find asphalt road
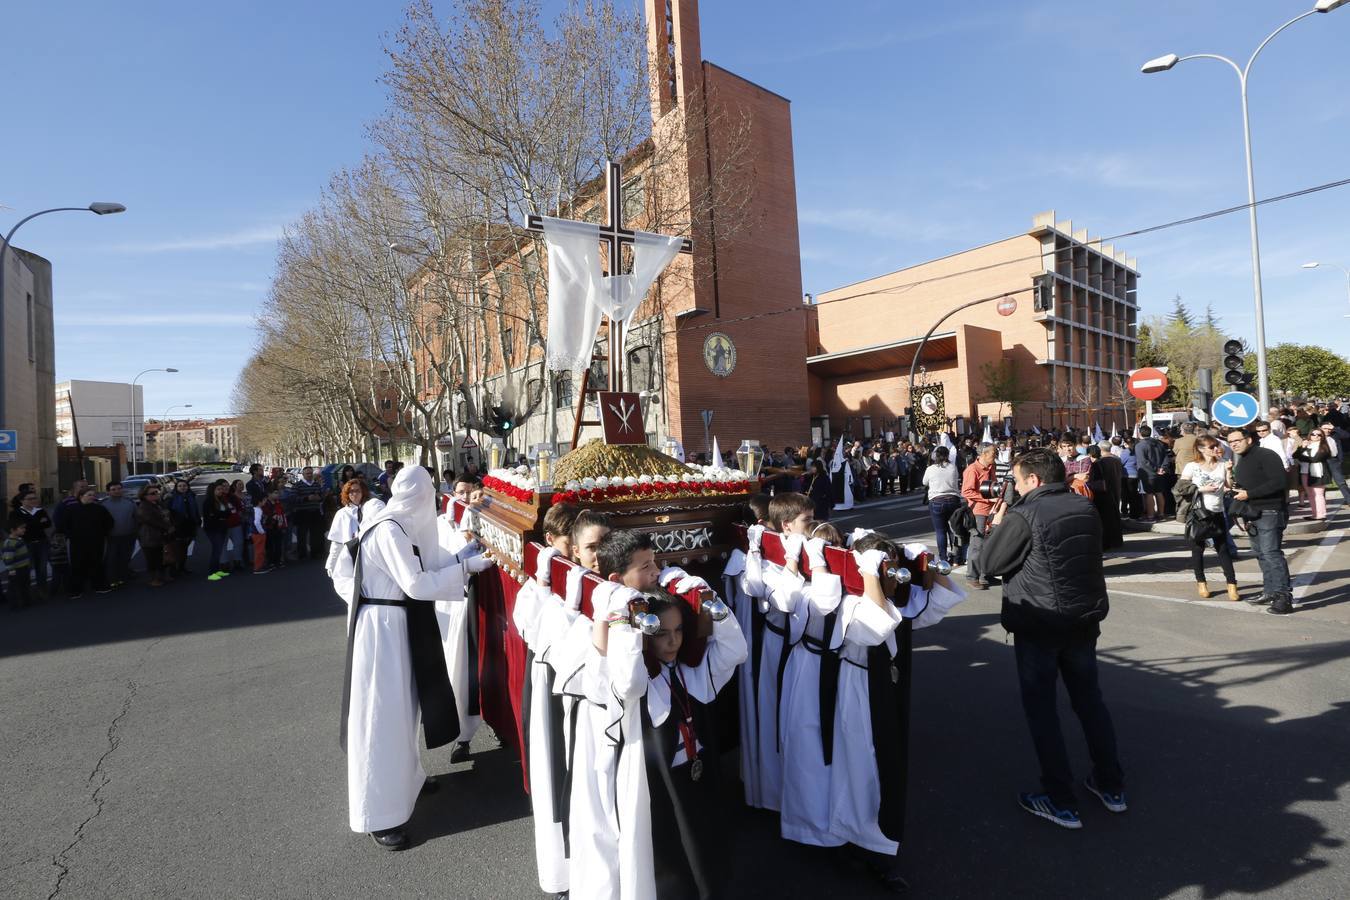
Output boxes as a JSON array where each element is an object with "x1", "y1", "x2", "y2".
[{"x1": 3, "y1": 502, "x2": 1348, "y2": 900}]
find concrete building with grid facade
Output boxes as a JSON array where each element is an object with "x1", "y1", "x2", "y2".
[{"x1": 808, "y1": 211, "x2": 1140, "y2": 436}]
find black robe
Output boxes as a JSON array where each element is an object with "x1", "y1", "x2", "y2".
[
  {"x1": 639, "y1": 667, "x2": 731, "y2": 900},
  {"x1": 867, "y1": 620, "x2": 914, "y2": 847}
]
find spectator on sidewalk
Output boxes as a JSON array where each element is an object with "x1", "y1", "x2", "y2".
[
  {"x1": 65, "y1": 486, "x2": 114, "y2": 599},
  {"x1": 1116, "y1": 437, "x2": 1141, "y2": 520},
  {"x1": 1087, "y1": 445, "x2": 1125, "y2": 551},
  {"x1": 1134, "y1": 426, "x2": 1169, "y2": 522},
  {"x1": 1228, "y1": 427, "x2": 1293, "y2": 615},
  {"x1": 202, "y1": 479, "x2": 234, "y2": 581},
  {"x1": 15, "y1": 489, "x2": 53, "y2": 601},
  {"x1": 100, "y1": 481, "x2": 138, "y2": 587},
  {"x1": 287, "y1": 466, "x2": 325, "y2": 560},
  {"x1": 135, "y1": 484, "x2": 173, "y2": 588},
  {"x1": 1318, "y1": 421, "x2": 1348, "y2": 512},
  {"x1": 225, "y1": 481, "x2": 247, "y2": 572},
  {"x1": 257, "y1": 485, "x2": 289, "y2": 571},
  {"x1": 960, "y1": 443, "x2": 997, "y2": 590},
  {"x1": 1172, "y1": 424, "x2": 1198, "y2": 475},
  {"x1": 979, "y1": 448, "x2": 1126, "y2": 830},
  {"x1": 3, "y1": 517, "x2": 33, "y2": 609},
  {"x1": 923, "y1": 446, "x2": 963, "y2": 565},
  {"x1": 52, "y1": 478, "x2": 88, "y2": 536},
  {"x1": 1293, "y1": 430, "x2": 1332, "y2": 522},
  {"x1": 166, "y1": 479, "x2": 200, "y2": 577}
]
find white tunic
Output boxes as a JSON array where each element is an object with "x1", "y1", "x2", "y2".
[
  {"x1": 774, "y1": 566, "x2": 845, "y2": 847},
  {"x1": 827, "y1": 580, "x2": 965, "y2": 854},
  {"x1": 607, "y1": 608, "x2": 748, "y2": 900},
  {"x1": 435, "y1": 517, "x2": 481, "y2": 744},
  {"x1": 756, "y1": 557, "x2": 792, "y2": 812},
  {"x1": 511, "y1": 550, "x2": 573, "y2": 894},
  {"x1": 344, "y1": 520, "x2": 464, "y2": 833},
  {"x1": 723, "y1": 545, "x2": 766, "y2": 807},
  {"x1": 325, "y1": 505, "x2": 360, "y2": 577}
]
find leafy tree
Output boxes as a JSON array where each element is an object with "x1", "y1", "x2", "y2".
[
  {"x1": 1135, "y1": 322, "x2": 1166, "y2": 369},
  {"x1": 978, "y1": 359, "x2": 1035, "y2": 420},
  {"x1": 180, "y1": 444, "x2": 220, "y2": 464},
  {"x1": 1246, "y1": 344, "x2": 1350, "y2": 398}
]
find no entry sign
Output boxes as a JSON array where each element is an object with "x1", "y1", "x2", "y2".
[{"x1": 1127, "y1": 367, "x2": 1169, "y2": 401}]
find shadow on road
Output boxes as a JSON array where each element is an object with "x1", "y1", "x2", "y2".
[{"x1": 0, "y1": 560, "x2": 344, "y2": 659}]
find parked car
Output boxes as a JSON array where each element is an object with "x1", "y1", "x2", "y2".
[{"x1": 119, "y1": 475, "x2": 161, "y2": 497}]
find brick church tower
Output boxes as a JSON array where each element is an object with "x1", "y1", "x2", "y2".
[{"x1": 643, "y1": 0, "x2": 809, "y2": 455}]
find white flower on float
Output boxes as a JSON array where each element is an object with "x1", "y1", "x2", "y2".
[
  {"x1": 623, "y1": 476, "x2": 638, "y2": 487},
  {"x1": 565, "y1": 480, "x2": 581, "y2": 491},
  {"x1": 638, "y1": 474, "x2": 653, "y2": 484},
  {"x1": 595, "y1": 476, "x2": 610, "y2": 489},
  {"x1": 582, "y1": 477, "x2": 596, "y2": 489}
]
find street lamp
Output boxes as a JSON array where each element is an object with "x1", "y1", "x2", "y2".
[
  {"x1": 0, "y1": 201, "x2": 126, "y2": 498},
  {"x1": 1302, "y1": 261, "x2": 1350, "y2": 317},
  {"x1": 160, "y1": 404, "x2": 192, "y2": 466},
  {"x1": 1140, "y1": 0, "x2": 1345, "y2": 413},
  {"x1": 129, "y1": 368, "x2": 179, "y2": 475}
]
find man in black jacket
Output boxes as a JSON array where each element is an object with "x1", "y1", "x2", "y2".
[
  {"x1": 981, "y1": 448, "x2": 1126, "y2": 830},
  {"x1": 1134, "y1": 426, "x2": 1169, "y2": 522},
  {"x1": 1227, "y1": 427, "x2": 1293, "y2": 614}
]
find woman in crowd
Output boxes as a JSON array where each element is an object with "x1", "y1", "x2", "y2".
[
  {"x1": 136, "y1": 483, "x2": 174, "y2": 587},
  {"x1": 64, "y1": 486, "x2": 114, "y2": 598},
  {"x1": 10, "y1": 482, "x2": 34, "y2": 513},
  {"x1": 806, "y1": 458, "x2": 833, "y2": 521},
  {"x1": 1293, "y1": 429, "x2": 1332, "y2": 521},
  {"x1": 15, "y1": 488, "x2": 53, "y2": 600},
  {"x1": 922, "y1": 446, "x2": 962, "y2": 565},
  {"x1": 1116, "y1": 437, "x2": 1141, "y2": 519},
  {"x1": 166, "y1": 479, "x2": 200, "y2": 576},
  {"x1": 1181, "y1": 436, "x2": 1239, "y2": 601},
  {"x1": 225, "y1": 480, "x2": 248, "y2": 571},
  {"x1": 201, "y1": 479, "x2": 234, "y2": 581}
]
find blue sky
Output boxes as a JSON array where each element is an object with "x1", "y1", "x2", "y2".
[{"x1": 3, "y1": 0, "x2": 1348, "y2": 421}]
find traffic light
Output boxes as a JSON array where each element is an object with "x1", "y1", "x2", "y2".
[
  {"x1": 490, "y1": 405, "x2": 514, "y2": 436},
  {"x1": 1222, "y1": 339, "x2": 1254, "y2": 389}
]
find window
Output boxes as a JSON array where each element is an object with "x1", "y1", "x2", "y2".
[
  {"x1": 622, "y1": 175, "x2": 645, "y2": 224},
  {"x1": 588, "y1": 354, "x2": 608, "y2": 390},
  {"x1": 381, "y1": 397, "x2": 393, "y2": 411},
  {"x1": 627, "y1": 345, "x2": 655, "y2": 392},
  {"x1": 502, "y1": 328, "x2": 513, "y2": 364},
  {"x1": 526, "y1": 378, "x2": 544, "y2": 411},
  {"x1": 555, "y1": 374, "x2": 574, "y2": 409}
]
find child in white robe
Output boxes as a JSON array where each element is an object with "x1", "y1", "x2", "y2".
[
  {"x1": 724, "y1": 496, "x2": 769, "y2": 807},
  {"x1": 604, "y1": 587, "x2": 748, "y2": 900},
  {"x1": 829, "y1": 535, "x2": 964, "y2": 891},
  {"x1": 756, "y1": 492, "x2": 816, "y2": 812},
  {"x1": 512, "y1": 503, "x2": 579, "y2": 898},
  {"x1": 774, "y1": 521, "x2": 845, "y2": 848},
  {"x1": 435, "y1": 503, "x2": 489, "y2": 758}
]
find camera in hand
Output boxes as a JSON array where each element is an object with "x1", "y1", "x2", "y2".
[{"x1": 979, "y1": 472, "x2": 1018, "y2": 502}]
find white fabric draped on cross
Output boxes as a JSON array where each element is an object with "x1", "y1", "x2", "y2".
[{"x1": 541, "y1": 217, "x2": 685, "y2": 373}]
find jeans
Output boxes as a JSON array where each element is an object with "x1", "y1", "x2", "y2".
[
  {"x1": 1014, "y1": 632, "x2": 1124, "y2": 807},
  {"x1": 105, "y1": 534, "x2": 135, "y2": 584},
  {"x1": 26, "y1": 541, "x2": 50, "y2": 591},
  {"x1": 206, "y1": 528, "x2": 227, "y2": 571},
  {"x1": 1249, "y1": 507, "x2": 1291, "y2": 602},
  {"x1": 224, "y1": 526, "x2": 244, "y2": 565},
  {"x1": 929, "y1": 495, "x2": 962, "y2": 563},
  {"x1": 1326, "y1": 455, "x2": 1348, "y2": 505},
  {"x1": 967, "y1": 513, "x2": 989, "y2": 581}
]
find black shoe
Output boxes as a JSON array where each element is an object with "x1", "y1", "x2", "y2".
[
  {"x1": 1244, "y1": 594, "x2": 1272, "y2": 606},
  {"x1": 450, "y1": 742, "x2": 471, "y2": 764},
  {"x1": 1266, "y1": 601, "x2": 1295, "y2": 616},
  {"x1": 370, "y1": 827, "x2": 408, "y2": 850},
  {"x1": 420, "y1": 776, "x2": 440, "y2": 796},
  {"x1": 554, "y1": 893, "x2": 570, "y2": 900}
]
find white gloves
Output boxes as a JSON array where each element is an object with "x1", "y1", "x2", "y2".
[
  {"x1": 464, "y1": 553, "x2": 496, "y2": 575},
  {"x1": 804, "y1": 537, "x2": 828, "y2": 571},
  {"x1": 853, "y1": 548, "x2": 889, "y2": 576},
  {"x1": 902, "y1": 543, "x2": 929, "y2": 562},
  {"x1": 747, "y1": 524, "x2": 765, "y2": 554},
  {"x1": 535, "y1": 547, "x2": 560, "y2": 585},
  {"x1": 781, "y1": 533, "x2": 805, "y2": 562}
]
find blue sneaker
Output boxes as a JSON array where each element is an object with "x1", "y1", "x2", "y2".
[
  {"x1": 1017, "y1": 792, "x2": 1082, "y2": 829},
  {"x1": 1084, "y1": 776, "x2": 1128, "y2": 813}
]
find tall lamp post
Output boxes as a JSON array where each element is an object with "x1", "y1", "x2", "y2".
[
  {"x1": 159, "y1": 404, "x2": 192, "y2": 467},
  {"x1": 1301, "y1": 261, "x2": 1350, "y2": 317},
  {"x1": 130, "y1": 368, "x2": 179, "y2": 475},
  {"x1": 0, "y1": 201, "x2": 126, "y2": 498},
  {"x1": 1140, "y1": 0, "x2": 1347, "y2": 414}
]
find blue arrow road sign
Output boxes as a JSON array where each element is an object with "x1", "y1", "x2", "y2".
[
  {"x1": 0, "y1": 430, "x2": 16, "y2": 452},
  {"x1": 1211, "y1": 392, "x2": 1259, "y2": 429}
]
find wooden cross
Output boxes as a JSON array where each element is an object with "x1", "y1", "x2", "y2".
[{"x1": 527, "y1": 160, "x2": 693, "y2": 445}]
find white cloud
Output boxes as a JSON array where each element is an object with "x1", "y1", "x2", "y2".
[
  {"x1": 109, "y1": 225, "x2": 283, "y2": 254},
  {"x1": 56, "y1": 312, "x2": 256, "y2": 326}
]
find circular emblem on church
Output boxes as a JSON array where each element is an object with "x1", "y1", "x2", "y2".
[
  {"x1": 920, "y1": 392, "x2": 939, "y2": 415},
  {"x1": 703, "y1": 332, "x2": 736, "y2": 377}
]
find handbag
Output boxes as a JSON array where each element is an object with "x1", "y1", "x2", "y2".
[{"x1": 1185, "y1": 504, "x2": 1224, "y2": 544}]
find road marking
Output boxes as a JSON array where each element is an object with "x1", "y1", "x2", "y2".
[
  {"x1": 1291, "y1": 522, "x2": 1345, "y2": 601},
  {"x1": 1111, "y1": 588, "x2": 1262, "y2": 613}
]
